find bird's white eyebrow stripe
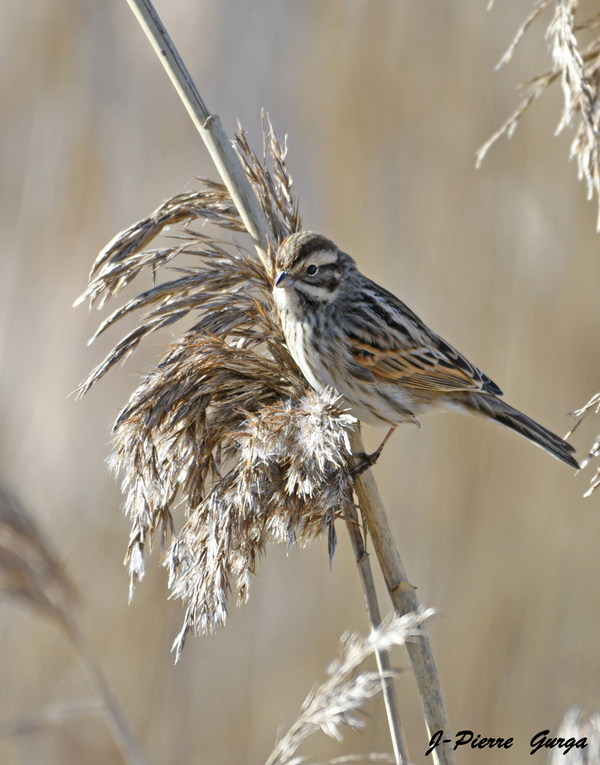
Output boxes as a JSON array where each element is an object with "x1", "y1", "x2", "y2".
[{"x1": 310, "y1": 249, "x2": 339, "y2": 266}]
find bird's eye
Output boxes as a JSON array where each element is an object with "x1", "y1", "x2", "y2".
[{"x1": 306, "y1": 264, "x2": 318, "y2": 276}]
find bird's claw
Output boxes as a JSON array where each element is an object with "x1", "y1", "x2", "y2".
[
  {"x1": 349, "y1": 426, "x2": 396, "y2": 478},
  {"x1": 350, "y1": 450, "x2": 381, "y2": 478}
]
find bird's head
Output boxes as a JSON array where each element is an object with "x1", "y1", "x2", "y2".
[{"x1": 274, "y1": 231, "x2": 354, "y2": 306}]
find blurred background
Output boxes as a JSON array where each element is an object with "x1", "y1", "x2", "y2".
[{"x1": 1, "y1": 1, "x2": 599, "y2": 763}]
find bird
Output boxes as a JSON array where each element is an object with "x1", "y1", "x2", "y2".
[{"x1": 272, "y1": 230, "x2": 579, "y2": 471}]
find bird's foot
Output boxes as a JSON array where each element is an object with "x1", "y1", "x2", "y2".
[
  {"x1": 350, "y1": 450, "x2": 381, "y2": 478},
  {"x1": 349, "y1": 427, "x2": 396, "y2": 478}
]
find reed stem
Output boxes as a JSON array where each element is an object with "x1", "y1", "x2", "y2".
[
  {"x1": 344, "y1": 506, "x2": 408, "y2": 765},
  {"x1": 351, "y1": 430, "x2": 456, "y2": 765},
  {"x1": 125, "y1": 0, "x2": 274, "y2": 266}
]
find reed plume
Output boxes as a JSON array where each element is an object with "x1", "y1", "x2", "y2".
[
  {"x1": 565, "y1": 392, "x2": 600, "y2": 496},
  {"x1": 480, "y1": 1, "x2": 600, "y2": 498},
  {"x1": 76, "y1": 123, "x2": 356, "y2": 656},
  {"x1": 478, "y1": 0, "x2": 600, "y2": 228},
  {"x1": 79, "y1": 5, "x2": 453, "y2": 755}
]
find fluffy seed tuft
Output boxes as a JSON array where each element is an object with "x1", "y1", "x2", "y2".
[{"x1": 76, "y1": 122, "x2": 356, "y2": 652}]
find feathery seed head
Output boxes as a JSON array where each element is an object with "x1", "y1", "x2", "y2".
[
  {"x1": 478, "y1": 1, "x2": 600, "y2": 229},
  {"x1": 76, "y1": 122, "x2": 357, "y2": 652},
  {"x1": 265, "y1": 607, "x2": 435, "y2": 765}
]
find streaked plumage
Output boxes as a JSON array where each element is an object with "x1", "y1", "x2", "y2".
[{"x1": 273, "y1": 231, "x2": 579, "y2": 469}]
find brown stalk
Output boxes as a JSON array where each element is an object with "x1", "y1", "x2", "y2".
[
  {"x1": 343, "y1": 506, "x2": 408, "y2": 765},
  {"x1": 124, "y1": 0, "x2": 273, "y2": 267},
  {"x1": 350, "y1": 431, "x2": 454, "y2": 765}
]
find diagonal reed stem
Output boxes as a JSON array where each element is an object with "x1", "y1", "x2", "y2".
[
  {"x1": 344, "y1": 506, "x2": 408, "y2": 765},
  {"x1": 123, "y1": 1, "x2": 455, "y2": 762},
  {"x1": 350, "y1": 430, "x2": 455, "y2": 765},
  {"x1": 125, "y1": 0, "x2": 273, "y2": 268}
]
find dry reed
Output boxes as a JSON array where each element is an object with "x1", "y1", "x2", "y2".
[
  {"x1": 82, "y1": 5, "x2": 454, "y2": 761},
  {"x1": 77, "y1": 125, "x2": 357, "y2": 656},
  {"x1": 1, "y1": 699, "x2": 104, "y2": 739},
  {"x1": 480, "y1": 1, "x2": 600, "y2": 498},
  {"x1": 0, "y1": 486, "x2": 148, "y2": 765},
  {"x1": 478, "y1": 0, "x2": 600, "y2": 228},
  {"x1": 565, "y1": 393, "x2": 600, "y2": 495},
  {"x1": 0, "y1": 486, "x2": 77, "y2": 637},
  {"x1": 264, "y1": 608, "x2": 433, "y2": 765}
]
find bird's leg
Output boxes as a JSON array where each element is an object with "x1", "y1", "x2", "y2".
[{"x1": 350, "y1": 427, "x2": 397, "y2": 478}]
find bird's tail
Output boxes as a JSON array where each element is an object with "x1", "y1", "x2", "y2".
[{"x1": 458, "y1": 392, "x2": 579, "y2": 469}]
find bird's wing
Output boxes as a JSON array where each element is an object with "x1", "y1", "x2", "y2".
[
  {"x1": 348, "y1": 334, "x2": 501, "y2": 393},
  {"x1": 344, "y1": 281, "x2": 503, "y2": 396}
]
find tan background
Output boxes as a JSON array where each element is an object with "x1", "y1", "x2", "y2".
[{"x1": 1, "y1": 1, "x2": 599, "y2": 763}]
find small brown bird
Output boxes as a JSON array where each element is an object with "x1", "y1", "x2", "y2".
[{"x1": 273, "y1": 231, "x2": 579, "y2": 469}]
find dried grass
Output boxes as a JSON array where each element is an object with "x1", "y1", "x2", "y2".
[
  {"x1": 0, "y1": 486, "x2": 78, "y2": 636},
  {"x1": 481, "y1": 3, "x2": 600, "y2": 499},
  {"x1": 264, "y1": 608, "x2": 433, "y2": 765},
  {"x1": 478, "y1": 1, "x2": 600, "y2": 228},
  {"x1": 76, "y1": 122, "x2": 357, "y2": 655},
  {"x1": 0, "y1": 487, "x2": 148, "y2": 765}
]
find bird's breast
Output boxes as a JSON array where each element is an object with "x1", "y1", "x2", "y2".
[{"x1": 277, "y1": 307, "x2": 325, "y2": 392}]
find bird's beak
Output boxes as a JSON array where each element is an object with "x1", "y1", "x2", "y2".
[{"x1": 275, "y1": 271, "x2": 294, "y2": 289}]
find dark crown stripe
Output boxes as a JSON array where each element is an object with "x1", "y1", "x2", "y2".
[{"x1": 289, "y1": 233, "x2": 336, "y2": 269}]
